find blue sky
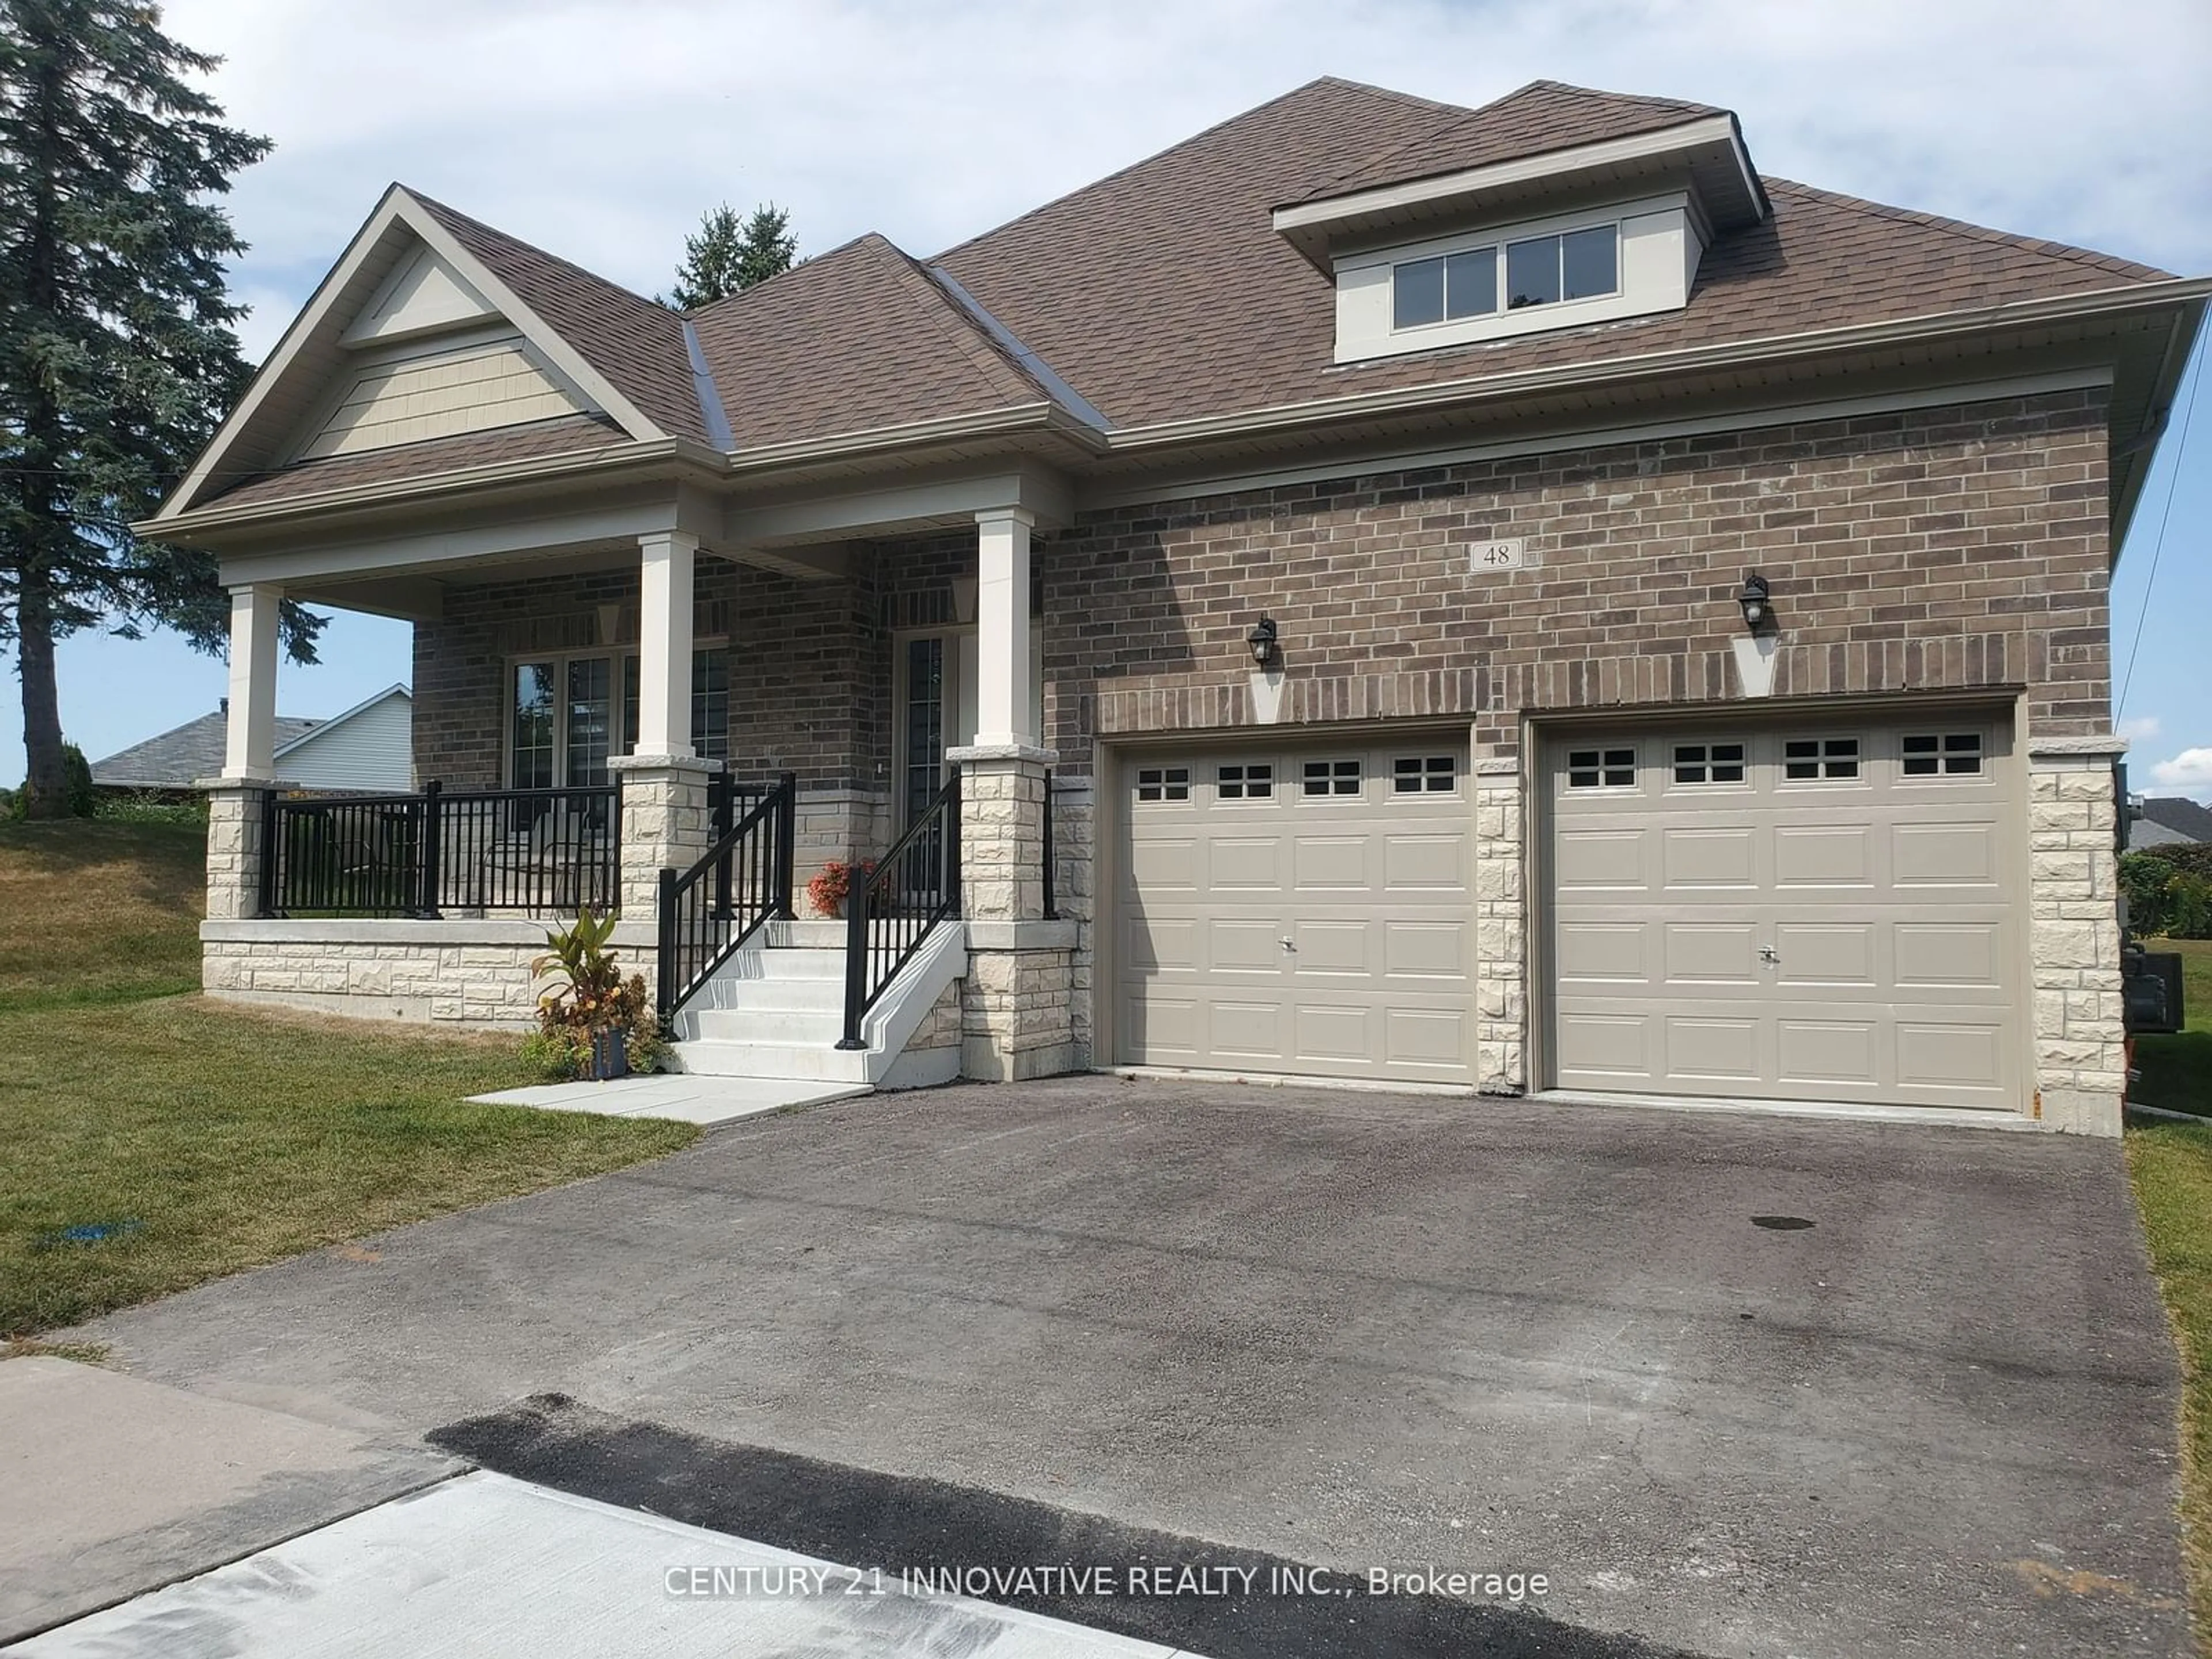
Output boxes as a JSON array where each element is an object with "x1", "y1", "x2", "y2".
[{"x1": 9, "y1": 0, "x2": 2209, "y2": 793}]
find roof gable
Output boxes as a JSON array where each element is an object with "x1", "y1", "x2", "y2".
[{"x1": 150, "y1": 187, "x2": 692, "y2": 520}]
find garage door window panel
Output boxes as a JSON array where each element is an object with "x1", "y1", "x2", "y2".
[
  {"x1": 1671, "y1": 742, "x2": 1747, "y2": 786},
  {"x1": 1216, "y1": 763, "x2": 1274, "y2": 801},
  {"x1": 1567, "y1": 746, "x2": 1637, "y2": 789},
  {"x1": 1783, "y1": 737, "x2": 1861, "y2": 782},
  {"x1": 1902, "y1": 733, "x2": 1984, "y2": 777},
  {"x1": 1135, "y1": 766, "x2": 1190, "y2": 804},
  {"x1": 1302, "y1": 759, "x2": 1362, "y2": 797},
  {"x1": 1393, "y1": 755, "x2": 1457, "y2": 794}
]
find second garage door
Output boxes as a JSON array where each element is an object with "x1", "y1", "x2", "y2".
[
  {"x1": 1546, "y1": 710, "x2": 2022, "y2": 1111},
  {"x1": 1118, "y1": 738, "x2": 1473, "y2": 1084}
]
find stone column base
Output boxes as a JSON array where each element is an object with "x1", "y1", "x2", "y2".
[
  {"x1": 951, "y1": 747, "x2": 1075, "y2": 1082},
  {"x1": 198, "y1": 776, "x2": 279, "y2": 921},
  {"x1": 611, "y1": 754, "x2": 717, "y2": 920},
  {"x1": 2027, "y1": 737, "x2": 2128, "y2": 1138}
]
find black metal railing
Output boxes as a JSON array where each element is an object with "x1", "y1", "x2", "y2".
[
  {"x1": 262, "y1": 783, "x2": 620, "y2": 918},
  {"x1": 839, "y1": 770, "x2": 961, "y2": 1050},
  {"x1": 656, "y1": 772, "x2": 797, "y2": 1021},
  {"x1": 1043, "y1": 767, "x2": 1058, "y2": 922}
]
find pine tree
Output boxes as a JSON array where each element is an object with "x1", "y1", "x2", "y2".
[
  {"x1": 0, "y1": 1, "x2": 321, "y2": 816},
  {"x1": 667, "y1": 202, "x2": 796, "y2": 309}
]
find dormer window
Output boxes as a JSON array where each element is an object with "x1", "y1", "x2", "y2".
[
  {"x1": 1333, "y1": 196, "x2": 1699, "y2": 365},
  {"x1": 1391, "y1": 224, "x2": 1622, "y2": 333}
]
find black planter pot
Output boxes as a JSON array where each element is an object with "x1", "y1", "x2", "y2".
[{"x1": 586, "y1": 1026, "x2": 631, "y2": 1081}]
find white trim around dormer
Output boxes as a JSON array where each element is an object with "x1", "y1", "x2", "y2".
[
  {"x1": 1275, "y1": 112, "x2": 1751, "y2": 234},
  {"x1": 1334, "y1": 192, "x2": 1700, "y2": 364}
]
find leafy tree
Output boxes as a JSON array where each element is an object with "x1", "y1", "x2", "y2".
[
  {"x1": 666, "y1": 202, "x2": 796, "y2": 309},
  {"x1": 0, "y1": 1, "x2": 321, "y2": 817}
]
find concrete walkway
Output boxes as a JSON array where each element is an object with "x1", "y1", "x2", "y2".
[
  {"x1": 12, "y1": 1472, "x2": 1194, "y2": 1658},
  {"x1": 468, "y1": 1073, "x2": 866, "y2": 1126}
]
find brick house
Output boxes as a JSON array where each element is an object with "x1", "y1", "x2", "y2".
[{"x1": 147, "y1": 78, "x2": 2205, "y2": 1131}]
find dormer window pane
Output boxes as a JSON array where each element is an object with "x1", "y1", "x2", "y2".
[
  {"x1": 1562, "y1": 225, "x2": 1619, "y2": 299},
  {"x1": 1506, "y1": 236, "x2": 1562, "y2": 309},
  {"x1": 1393, "y1": 256, "x2": 1446, "y2": 328},
  {"x1": 1443, "y1": 248, "x2": 1497, "y2": 319}
]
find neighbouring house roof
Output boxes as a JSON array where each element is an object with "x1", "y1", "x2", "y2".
[
  {"x1": 90, "y1": 685, "x2": 412, "y2": 790},
  {"x1": 92, "y1": 711, "x2": 323, "y2": 790},
  {"x1": 161, "y1": 75, "x2": 2191, "y2": 523},
  {"x1": 2141, "y1": 796, "x2": 2212, "y2": 844}
]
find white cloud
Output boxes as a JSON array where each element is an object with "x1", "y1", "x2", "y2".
[
  {"x1": 2150, "y1": 747, "x2": 2212, "y2": 799},
  {"x1": 161, "y1": 0, "x2": 2212, "y2": 366},
  {"x1": 2120, "y1": 714, "x2": 2164, "y2": 745}
]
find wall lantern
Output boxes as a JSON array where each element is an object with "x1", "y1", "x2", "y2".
[
  {"x1": 1247, "y1": 615, "x2": 1280, "y2": 667},
  {"x1": 1737, "y1": 573, "x2": 1773, "y2": 633}
]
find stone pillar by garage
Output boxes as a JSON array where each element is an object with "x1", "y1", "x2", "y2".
[
  {"x1": 951, "y1": 743, "x2": 1075, "y2": 1081},
  {"x1": 2027, "y1": 736, "x2": 2129, "y2": 1137},
  {"x1": 1473, "y1": 756, "x2": 1528, "y2": 1094},
  {"x1": 201, "y1": 778, "x2": 276, "y2": 921},
  {"x1": 609, "y1": 755, "x2": 717, "y2": 921}
]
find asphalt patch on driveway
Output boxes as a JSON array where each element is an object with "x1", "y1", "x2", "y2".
[{"x1": 433, "y1": 1392, "x2": 1703, "y2": 1659}]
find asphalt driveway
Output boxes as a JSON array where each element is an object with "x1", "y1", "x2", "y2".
[{"x1": 44, "y1": 1077, "x2": 2191, "y2": 1657}]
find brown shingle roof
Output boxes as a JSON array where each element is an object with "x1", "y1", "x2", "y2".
[
  {"x1": 934, "y1": 78, "x2": 2175, "y2": 431},
  {"x1": 411, "y1": 192, "x2": 710, "y2": 443},
  {"x1": 207, "y1": 415, "x2": 632, "y2": 510},
  {"x1": 690, "y1": 233, "x2": 1058, "y2": 449},
  {"x1": 1290, "y1": 79, "x2": 1725, "y2": 206}
]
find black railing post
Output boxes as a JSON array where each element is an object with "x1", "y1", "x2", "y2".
[
  {"x1": 259, "y1": 790, "x2": 282, "y2": 917},
  {"x1": 656, "y1": 865, "x2": 679, "y2": 1022},
  {"x1": 948, "y1": 770, "x2": 963, "y2": 910},
  {"x1": 1040, "y1": 768, "x2": 1056, "y2": 921},
  {"x1": 774, "y1": 771, "x2": 798, "y2": 921},
  {"x1": 836, "y1": 870, "x2": 869, "y2": 1050},
  {"x1": 416, "y1": 780, "x2": 443, "y2": 918}
]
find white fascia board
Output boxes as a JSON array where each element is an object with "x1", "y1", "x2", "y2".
[
  {"x1": 1103, "y1": 278, "x2": 2212, "y2": 453},
  {"x1": 1273, "y1": 114, "x2": 1747, "y2": 234},
  {"x1": 727, "y1": 461, "x2": 1076, "y2": 544},
  {"x1": 154, "y1": 184, "x2": 416, "y2": 522},
  {"x1": 272, "y1": 683, "x2": 411, "y2": 759}
]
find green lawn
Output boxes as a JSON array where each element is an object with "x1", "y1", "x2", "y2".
[
  {"x1": 0, "y1": 820, "x2": 694, "y2": 1337},
  {"x1": 2128, "y1": 938, "x2": 2212, "y2": 1653},
  {"x1": 2133, "y1": 938, "x2": 2212, "y2": 1119}
]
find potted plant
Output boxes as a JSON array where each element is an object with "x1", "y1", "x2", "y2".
[
  {"x1": 806, "y1": 858, "x2": 875, "y2": 918},
  {"x1": 528, "y1": 907, "x2": 664, "y2": 1080}
]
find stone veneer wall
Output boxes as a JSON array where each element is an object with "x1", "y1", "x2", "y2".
[
  {"x1": 1021, "y1": 388, "x2": 2122, "y2": 1126},
  {"x1": 198, "y1": 919, "x2": 655, "y2": 1029},
  {"x1": 2027, "y1": 746, "x2": 2129, "y2": 1132}
]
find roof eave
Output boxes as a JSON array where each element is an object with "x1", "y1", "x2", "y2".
[
  {"x1": 1103, "y1": 279, "x2": 2212, "y2": 454},
  {"x1": 131, "y1": 435, "x2": 728, "y2": 546}
]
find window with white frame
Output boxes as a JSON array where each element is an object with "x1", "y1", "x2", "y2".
[
  {"x1": 509, "y1": 644, "x2": 729, "y2": 789},
  {"x1": 1334, "y1": 195, "x2": 1700, "y2": 366}
]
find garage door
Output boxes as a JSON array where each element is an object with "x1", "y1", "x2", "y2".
[
  {"x1": 1546, "y1": 712, "x2": 2021, "y2": 1109},
  {"x1": 1119, "y1": 738, "x2": 1472, "y2": 1084}
]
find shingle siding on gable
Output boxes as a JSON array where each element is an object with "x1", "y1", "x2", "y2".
[{"x1": 1036, "y1": 388, "x2": 2111, "y2": 768}]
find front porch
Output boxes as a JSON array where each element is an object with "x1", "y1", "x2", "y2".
[{"x1": 199, "y1": 487, "x2": 1082, "y2": 1086}]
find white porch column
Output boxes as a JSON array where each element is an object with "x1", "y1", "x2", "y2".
[
  {"x1": 635, "y1": 530, "x2": 697, "y2": 759},
  {"x1": 972, "y1": 509, "x2": 1036, "y2": 750},
  {"x1": 224, "y1": 584, "x2": 282, "y2": 778}
]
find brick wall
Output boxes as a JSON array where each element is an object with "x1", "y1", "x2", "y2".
[{"x1": 1038, "y1": 389, "x2": 2111, "y2": 767}]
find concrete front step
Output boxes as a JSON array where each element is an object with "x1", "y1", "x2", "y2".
[
  {"x1": 669, "y1": 1036, "x2": 870, "y2": 1084},
  {"x1": 688, "y1": 1005, "x2": 843, "y2": 1045}
]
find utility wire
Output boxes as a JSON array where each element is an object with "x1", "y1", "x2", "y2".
[{"x1": 2119, "y1": 337, "x2": 2205, "y2": 716}]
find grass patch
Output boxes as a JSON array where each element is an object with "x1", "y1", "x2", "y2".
[
  {"x1": 2129, "y1": 1119, "x2": 2212, "y2": 1652},
  {"x1": 0, "y1": 820, "x2": 696, "y2": 1337},
  {"x1": 3, "y1": 1338, "x2": 112, "y2": 1366},
  {"x1": 2134, "y1": 938, "x2": 2212, "y2": 1119},
  {"x1": 0, "y1": 820, "x2": 207, "y2": 1011}
]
